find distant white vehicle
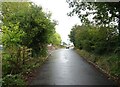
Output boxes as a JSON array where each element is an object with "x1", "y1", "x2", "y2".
[{"x1": 66, "y1": 45, "x2": 69, "y2": 49}]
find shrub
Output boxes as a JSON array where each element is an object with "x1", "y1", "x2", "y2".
[{"x1": 2, "y1": 74, "x2": 26, "y2": 87}]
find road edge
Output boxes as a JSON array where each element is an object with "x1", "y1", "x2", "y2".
[{"x1": 74, "y1": 49, "x2": 119, "y2": 87}]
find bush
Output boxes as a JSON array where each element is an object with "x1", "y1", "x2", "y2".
[
  {"x1": 2, "y1": 74, "x2": 26, "y2": 87},
  {"x1": 2, "y1": 52, "x2": 23, "y2": 75},
  {"x1": 108, "y1": 55, "x2": 120, "y2": 76}
]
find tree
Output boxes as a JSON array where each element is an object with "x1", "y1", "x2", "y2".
[
  {"x1": 2, "y1": 2, "x2": 56, "y2": 56},
  {"x1": 69, "y1": 24, "x2": 118, "y2": 54},
  {"x1": 67, "y1": 1, "x2": 120, "y2": 79},
  {"x1": 2, "y1": 2, "x2": 57, "y2": 86},
  {"x1": 67, "y1": 1, "x2": 120, "y2": 46},
  {"x1": 62, "y1": 42, "x2": 67, "y2": 46},
  {"x1": 49, "y1": 32, "x2": 62, "y2": 46}
]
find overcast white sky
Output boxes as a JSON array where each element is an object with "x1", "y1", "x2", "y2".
[{"x1": 30, "y1": 0, "x2": 82, "y2": 43}]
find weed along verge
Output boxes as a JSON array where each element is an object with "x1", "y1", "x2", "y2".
[
  {"x1": 2, "y1": 47, "x2": 52, "y2": 86},
  {"x1": 24, "y1": 52, "x2": 52, "y2": 85},
  {"x1": 23, "y1": 46, "x2": 56, "y2": 85},
  {"x1": 76, "y1": 49, "x2": 120, "y2": 86}
]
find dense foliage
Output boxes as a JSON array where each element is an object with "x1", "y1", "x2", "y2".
[
  {"x1": 68, "y1": 1, "x2": 120, "y2": 82},
  {"x1": 67, "y1": 1, "x2": 120, "y2": 45},
  {"x1": 69, "y1": 24, "x2": 120, "y2": 82},
  {"x1": 2, "y1": 2, "x2": 56, "y2": 56},
  {"x1": 2, "y1": 2, "x2": 60, "y2": 86},
  {"x1": 69, "y1": 25, "x2": 118, "y2": 54},
  {"x1": 49, "y1": 32, "x2": 62, "y2": 46},
  {"x1": 67, "y1": 1, "x2": 119, "y2": 25}
]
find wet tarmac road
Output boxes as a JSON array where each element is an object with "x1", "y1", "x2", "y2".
[{"x1": 30, "y1": 49, "x2": 115, "y2": 85}]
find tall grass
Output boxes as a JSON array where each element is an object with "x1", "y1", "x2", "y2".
[{"x1": 76, "y1": 49, "x2": 120, "y2": 78}]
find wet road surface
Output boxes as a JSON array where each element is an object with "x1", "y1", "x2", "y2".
[{"x1": 30, "y1": 49, "x2": 115, "y2": 85}]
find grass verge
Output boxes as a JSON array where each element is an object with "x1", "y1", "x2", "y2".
[{"x1": 76, "y1": 49, "x2": 120, "y2": 86}]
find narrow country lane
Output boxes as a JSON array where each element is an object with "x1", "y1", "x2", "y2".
[{"x1": 30, "y1": 48, "x2": 116, "y2": 85}]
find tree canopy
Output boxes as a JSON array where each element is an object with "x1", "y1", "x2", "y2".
[
  {"x1": 69, "y1": 24, "x2": 118, "y2": 54},
  {"x1": 67, "y1": 1, "x2": 120, "y2": 53},
  {"x1": 49, "y1": 32, "x2": 62, "y2": 46},
  {"x1": 2, "y1": 2, "x2": 56, "y2": 56},
  {"x1": 67, "y1": 1, "x2": 120, "y2": 44}
]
